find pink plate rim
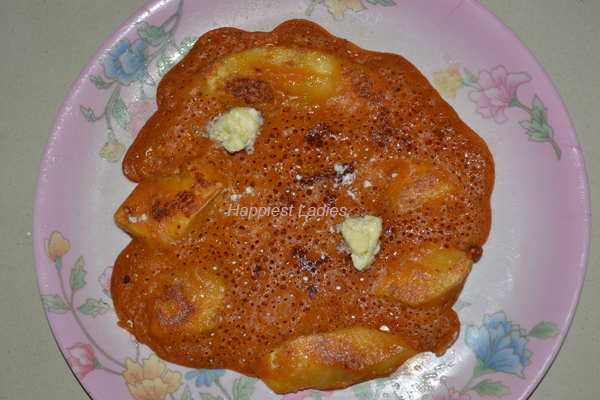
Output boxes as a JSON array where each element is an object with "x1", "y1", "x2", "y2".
[{"x1": 32, "y1": 1, "x2": 591, "y2": 399}]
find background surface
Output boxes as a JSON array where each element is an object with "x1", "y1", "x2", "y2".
[{"x1": 0, "y1": 0, "x2": 596, "y2": 399}]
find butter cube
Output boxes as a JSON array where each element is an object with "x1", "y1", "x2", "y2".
[
  {"x1": 208, "y1": 107, "x2": 262, "y2": 152},
  {"x1": 340, "y1": 215, "x2": 383, "y2": 270}
]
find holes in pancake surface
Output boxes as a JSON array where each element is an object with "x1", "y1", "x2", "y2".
[{"x1": 113, "y1": 19, "x2": 494, "y2": 379}]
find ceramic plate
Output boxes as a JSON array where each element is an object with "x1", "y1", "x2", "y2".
[{"x1": 33, "y1": 0, "x2": 590, "y2": 399}]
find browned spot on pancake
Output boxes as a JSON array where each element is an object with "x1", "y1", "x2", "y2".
[
  {"x1": 345, "y1": 68, "x2": 382, "y2": 102},
  {"x1": 465, "y1": 243, "x2": 484, "y2": 262},
  {"x1": 398, "y1": 172, "x2": 442, "y2": 206},
  {"x1": 388, "y1": 283, "x2": 400, "y2": 298},
  {"x1": 292, "y1": 246, "x2": 330, "y2": 272},
  {"x1": 155, "y1": 284, "x2": 196, "y2": 328},
  {"x1": 370, "y1": 126, "x2": 398, "y2": 148},
  {"x1": 280, "y1": 190, "x2": 297, "y2": 207},
  {"x1": 297, "y1": 163, "x2": 354, "y2": 186},
  {"x1": 305, "y1": 335, "x2": 362, "y2": 370},
  {"x1": 224, "y1": 76, "x2": 274, "y2": 105},
  {"x1": 151, "y1": 189, "x2": 197, "y2": 222},
  {"x1": 305, "y1": 124, "x2": 333, "y2": 148},
  {"x1": 323, "y1": 193, "x2": 337, "y2": 208},
  {"x1": 190, "y1": 168, "x2": 217, "y2": 188}
]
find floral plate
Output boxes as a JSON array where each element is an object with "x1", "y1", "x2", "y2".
[{"x1": 33, "y1": 0, "x2": 590, "y2": 399}]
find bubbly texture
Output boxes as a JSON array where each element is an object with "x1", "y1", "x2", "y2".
[{"x1": 111, "y1": 20, "x2": 494, "y2": 393}]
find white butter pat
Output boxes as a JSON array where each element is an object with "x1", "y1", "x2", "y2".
[
  {"x1": 340, "y1": 215, "x2": 383, "y2": 270},
  {"x1": 208, "y1": 107, "x2": 262, "y2": 152}
]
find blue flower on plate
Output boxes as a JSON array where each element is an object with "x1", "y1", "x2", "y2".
[
  {"x1": 185, "y1": 368, "x2": 226, "y2": 387},
  {"x1": 101, "y1": 39, "x2": 152, "y2": 86},
  {"x1": 466, "y1": 311, "x2": 532, "y2": 378}
]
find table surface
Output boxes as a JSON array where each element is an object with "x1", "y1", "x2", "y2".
[{"x1": 1, "y1": 0, "x2": 597, "y2": 399}]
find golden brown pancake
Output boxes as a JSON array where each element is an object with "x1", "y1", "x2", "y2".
[{"x1": 111, "y1": 19, "x2": 494, "y2": 393}]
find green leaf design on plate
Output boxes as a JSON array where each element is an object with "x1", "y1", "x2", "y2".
[
  {"x1": 78, "y1": 298, "x2": 111, "y2": 317},
  {"x1": 352, "y1": 381, "x2": 373, "y2": 400},
  {"x1": 90, "y1": 75, "x2": 113, "y2": 89},
  {"x1": 452, "y1": 299, "x2": 471, "y2": 312},
  {"x1": 464, "y1": 69, "x2": 478, "y2": 84},
  {"x1": 375, "y1": 377, "x2": 390, "y2": 390},
  {"x1": 520, "y1": 95, "x2": 561, "y2": 159},
  {"x1": 143, "y1": 72, "x2": 155, "y2": 86},
  {"x1": 70, "y1": 256, "x2": 86, "y2": 292},
  {"x1": 199, "y1": 393, "x2": 223, "y2": 400},
  {"x1": 519, "y1": 119, "x2": 554, "y2": 142},
  {"x1": 473, "y1": 356, "x2": 498, "y2": 378},
  {"x1": 137, "y1": 22, "x2": 166, "y2": 46},
  {"x1": 112, "y1": 93, "x2": 128, "y2": 129},
  {"x1": 232, "y1": 376, "x2": 257, "y2": 400},
  {"x1": 42, "y1": 294, "x2": 69, "y2": 314},
  {"x1": 371, "y1": 377, "x2": 391, "y2": 400},
  {"x1": 366, "y1": 0, "x2": 396, "y2": 5},
  {"x1": 80, "y1": 106, "x2": 100, "y2": 123},
  {"x1": 157, "y1": 56, "x2": 175, "y2": 77},
  {"x1": 310, "y1": 393, "x2": 323, "y2": 400},
  {"x1": 528, "y1": 322, "x2": 561, "y2": 339},
  {"x1": 471, "y1": 379, "x2": 511, "y2": 397},
  {"x1": 305, "y1": 0, "x2": 325, "y2": 17},
  {"x1": 520, "y1": 96, "x2": 552, "y2": 142},
  {"x1": 179, "y1": 37, "x2": 197, "y2": 57},
  {"x1": 531, "y1": 96, "x2": 547, "y2": 123},
  {"x1": 181, "y1": 385, "x2": 193, "y2": 400}
]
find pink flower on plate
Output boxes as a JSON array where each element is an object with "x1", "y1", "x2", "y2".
[
  {"x1": 99, "y1": 266, "x2": 113, "y2": 294},
  {"x1": 423, "y1": 383, "x2": 471, "y2": 400},
  {"x1": 128, "y1": 98, "x2": 158, "y2": 137},
  {"x1": 282, "y1": 390, "x2": 333, "y2": 400},
  {"x1": 66, "y1": 342, "x2": 96, "y2": 379},
  {"x1": 468, "y1": 66, "x2": 531, "y2": 123}
]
